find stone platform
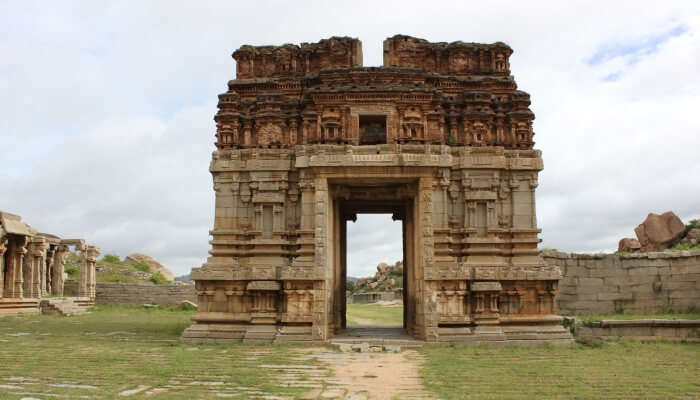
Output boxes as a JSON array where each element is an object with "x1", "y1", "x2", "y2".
[
  {"x1": 182, "y1": 323, "x2": 573, "y2": 346},
  {"x1": 577, "y1": 319, "x2": 700, "y2": 342},
  {"x1": 0, "y1": 298, "x2": 40, "y2": 315}
]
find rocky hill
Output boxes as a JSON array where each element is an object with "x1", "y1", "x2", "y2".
[
  {"x1": 64, "y1": 252, "x2": 178, "y2": 285},
  {"x1": 350, "y1": 261, "x2": 403, "y2": 293}
]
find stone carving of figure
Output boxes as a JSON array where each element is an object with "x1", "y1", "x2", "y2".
[
  {"x1": 449, "y1": 51, "x2": 469, "y2": 73},
  {"x1": 495, "y1": 53, "x2": 507, "y2": 72},
  {"x1": 257, "y1": 123, "x2": 283, "y2": 147}
]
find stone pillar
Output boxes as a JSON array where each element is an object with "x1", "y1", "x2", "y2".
[
  {"x1": 312, "y1": 178, "x2": 329, "y2": 341},
  {"x1": 78, "y1": 248, "x2": 88, "y2": 298},
  {"x1": 418, "y1": 177, "x2": 438, "y2": 341},
  {"x1": 0, "y1": 235, "x2": 7, "y2": 298},
  {"x1": 52, "y1": 245, "x2": 69, "y2": 296},
  {"x1": 45, "y1": 246, "x2": 56, "y2": 296},
  {"x1": 13, "y1": 236, "x2": 29, "y2": 298},
  {"x1": 29, "y1": 238, "x2": 47, "y2": 299},
  {"x1": 31, "y1": 244, "x2": 41, "y2": 299},
  {"x1": 85, "y1": 245, "x2": 100, "y2": 301}
]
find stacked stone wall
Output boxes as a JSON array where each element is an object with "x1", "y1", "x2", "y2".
[
  {"x1": 64, "y1": 281, "x2": 195, "y2": 306},
  {"x1": 544, "y1": 251, "x2": 700, "y2": 315}
]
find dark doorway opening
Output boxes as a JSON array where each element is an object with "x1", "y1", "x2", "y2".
[{"x1": 359, "y1": 115, "x2": 387, "y2": 145}]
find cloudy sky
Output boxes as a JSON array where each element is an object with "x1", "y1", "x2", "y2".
[{"x1": 2, "y1": 1, "x2": 699, "y2": 278}]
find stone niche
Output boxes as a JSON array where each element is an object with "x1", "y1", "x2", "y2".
[{"x1": 182, "y1": 35, "x2": 571, "y2": 344}]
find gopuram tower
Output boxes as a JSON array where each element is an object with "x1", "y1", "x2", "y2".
[{"x1": 182, "y1": 35, "x2": 572, "y2": 344}]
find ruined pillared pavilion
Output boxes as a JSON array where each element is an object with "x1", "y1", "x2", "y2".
[
  {"x1": 183, "y1": 35, "x2": 571, "y2": 344},
  {"x1": 0, "y1": 211, "x2": 99, "y2": 314}
]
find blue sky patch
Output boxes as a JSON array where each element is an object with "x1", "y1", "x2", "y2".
[{"x1": 587, "y1": 24, "x2": 687, "y2": 66}]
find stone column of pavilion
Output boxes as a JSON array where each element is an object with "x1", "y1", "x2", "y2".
[
  {"x1": 29, "y1": 237, "x2": 48, "y2": 299},
  {"x1": 13, "y1": 236, "x2": 29, "y2": 298},
  {"x1": 51, "y1": 245, "x2": 70, "y2": 296},
  {"x1": 78, "y1": 247, "x2": 88, "y2": 298},
  {"x1": 44, "y1": 244, "x2": 55, "y2": 296},
  {"x1": 0, "y1": 234, "x2": 6, "y2": 298},
  {"x1": 85, "y1": 245, "x2": 100, "y2": 302}
]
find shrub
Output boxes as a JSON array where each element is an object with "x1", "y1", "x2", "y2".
[
  {"x1": 388, "y1": 269, "x2": 403, "y2": 278},
  {"x1": 65, "y1": 265, "x2": 78, "y2": 276},
  {"x1": 66, "y1": 252, "x2": 81, "y2": 264},
  {"x1": 133, "y1": 261, "x2": 151, "y2": 273},
  {"x1": 101, "y1": 254, "x2": 121, "y2": 263},
  {"x1": 150, "y1": 272, "x2": 168, "y2": 285}
]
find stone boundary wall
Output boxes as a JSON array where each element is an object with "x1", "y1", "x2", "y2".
[
  {"x1": 576, "y1": 319, "x2": 700, "y2": 341},
  {"x1": 64, "y1": 281, "x2": 196, "y2": 306},
  {"x1": 350, "y1": 291, "x2": 401, "y2": 304},
  {"x1": 544, "y1": 250, "x2": 700, "y2": 315},
  {"x1": 63, "y1": 280, "x2": 79, "y2": 296}
]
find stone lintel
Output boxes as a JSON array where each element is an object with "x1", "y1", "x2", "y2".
[
  {"x1": 470, "y1": 281, "x2": 502, "y2": 292},
  {"x1": 190, "y1": 266, "x2": 234, "y2": 281},
  {"x1": 247, "y1": 281, "x2": 281, "y2": 291}
]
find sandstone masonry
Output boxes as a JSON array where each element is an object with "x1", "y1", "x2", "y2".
[
  {"x1": 182, "y1": 35, "x2": 571, "y2": 344},
  {"x1": 544, "y1": 250, "x2": 700, "y2": 314},
  {"x1": 78, "y1": 282, "x2": 196, "y2": 306}
]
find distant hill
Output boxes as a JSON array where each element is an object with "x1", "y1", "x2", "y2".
[
  {"x1": 65, "y1": 252, "x2": 182, "y2": 285},
  {"x1": 349, "y1": 261, "x2": 403, "y2": 293},
  {"x1": 347, "y1": 276, "x2": 360, "y2": 283}
]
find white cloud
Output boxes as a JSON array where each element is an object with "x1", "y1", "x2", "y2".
[{"x1": 1, "y1": 1, "x2": 699, "y2": 275}]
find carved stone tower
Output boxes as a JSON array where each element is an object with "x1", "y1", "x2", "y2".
[{"x1": 182, "y1": 35, "x2": 571, "y2": 344}]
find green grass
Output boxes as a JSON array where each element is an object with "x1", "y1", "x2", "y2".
[
  {"x1": 0, "y1": 306, "x2": 317, "y2": 399},
  {"x1": 96, "y1": 257, "x2": 155, "y2": 284},
  {"x1": 421, "y1": 341, "x2": 700, "y2": 399},
  {"x1": 346, "y1": 303, "x2": 403, "y2": 326},
  {"x1": 4, "y1": 306, "x2": 699, "y2": 399}
]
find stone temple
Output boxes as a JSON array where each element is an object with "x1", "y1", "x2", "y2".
[{"x1": 182, "y1": 35, "x2": 571, "y2": 344}]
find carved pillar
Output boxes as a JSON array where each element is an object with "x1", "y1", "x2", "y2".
[
  {"x1": 13, "y1": 236, "x2": 28, "y2": 298},
  {"x1": 439, "y1": 170, "x2": 450, "y2": 228},
  {"x1": 78, "y1": 247, "x2": 88, "y2": 298},
  {"x1": 85, "y1": 246, "x2": 99, "y2": 301},
  {"x1": 316, "y1": 110, "x2": 322, "y2": 142},
  {"x1": 289, "y1": 119, "x2": 298, "y2": 146},
  {"x1": 418, "y1": 177, "x2": 438, "y2": 341},
  {"x1": 449, "y1": 117, "x2": 458, "y2": 143},
  {"x1": 312, "y1": 178, "x2": 329, "y2": 340},
  {"x1": 30, "y1": 239, "x2": 47, "y2": 299},
  {"x1": 45, "y1": 246, "x2": 55, "y2": 296},
  {"x1": 232, "y1": 118, "x2": 240, "y2": 147},
  {"x1": 52, "y1": 245, "x2": 69, "y2": 296},
  {"x1": 0, "y1": 235, "x2": 7, "y2": 298},
  {"x1": 243, "y1": 120, "x2": 252, "y2": 147}
]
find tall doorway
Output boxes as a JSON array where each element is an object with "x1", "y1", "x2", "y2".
[
  {"x1": 346, "y1": 214, "x2": 403, "y2": 328},
  {"x1": 328, "y1": 181, "x2": 419, "y2": 337}
]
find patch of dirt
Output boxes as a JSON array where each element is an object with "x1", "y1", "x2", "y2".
[{"x1": 296, "y1": 348, "x2": 434, "y2": 399}]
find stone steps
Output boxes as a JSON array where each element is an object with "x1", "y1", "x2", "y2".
[{"x1": 40, "y1": 298, "x2": 90, "y2": 316}]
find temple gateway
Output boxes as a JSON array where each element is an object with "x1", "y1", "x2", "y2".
[{"x1": 183, "y1": 35, "x2": 571, "y2": 344}]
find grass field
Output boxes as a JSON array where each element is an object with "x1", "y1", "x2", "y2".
[
  {"x1": 345, "y1": 303, "x2": 403, "y2": 326},
  {"x1": 2, "y1": 306, "x2": 700, "y2": 399},
  {"x1": 0, "y1": 306, "x2": 318, "y2": 399},
  {"x1": 421, "y1": 341, "x2": 700, "y2": 399}
]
